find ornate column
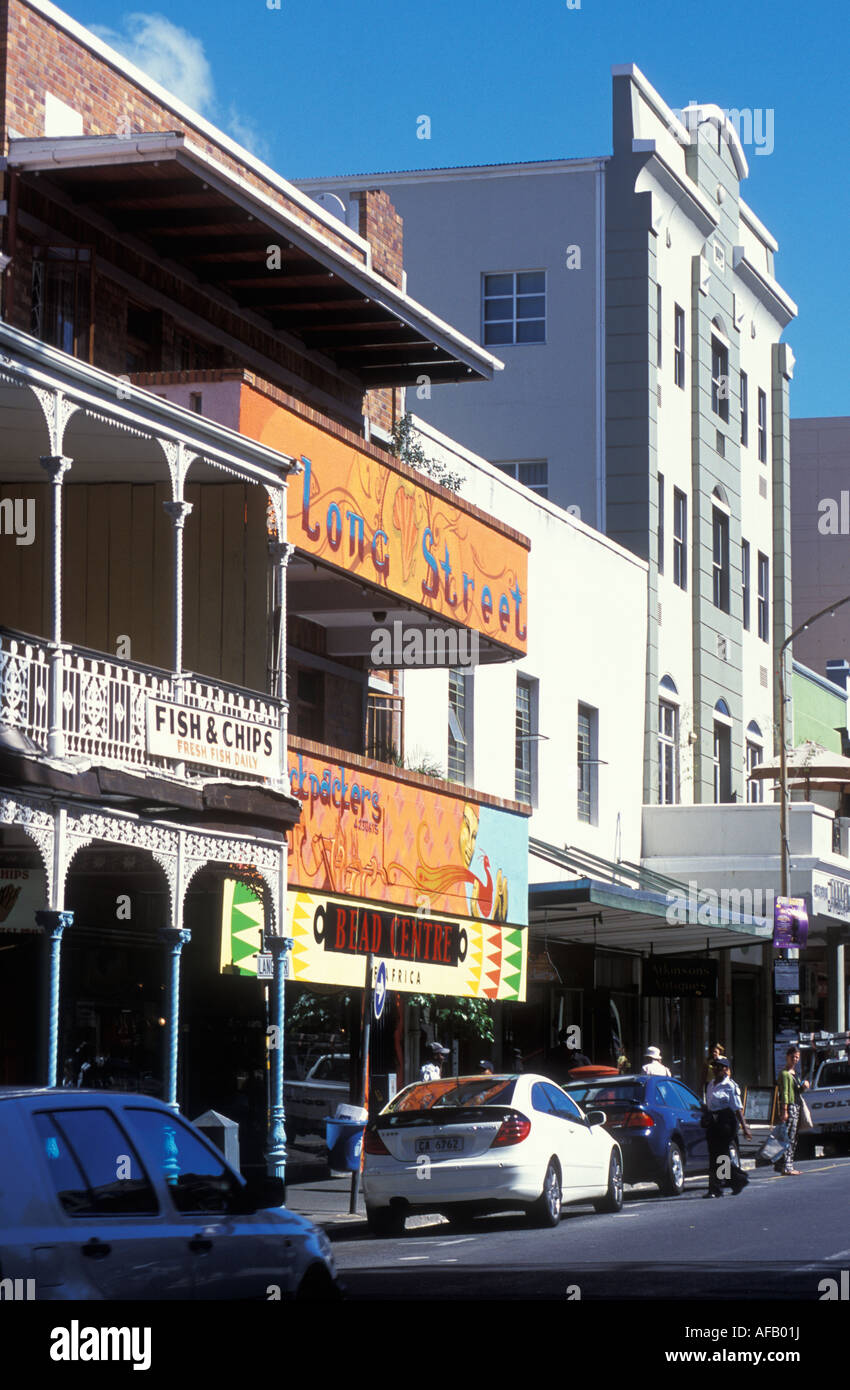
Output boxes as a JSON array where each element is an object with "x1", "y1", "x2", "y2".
[
  {"x1": 162, "y1": 500, "x2": 194, "y2": 676},
  {"x1": 264, "y1": 933, "x2": 293, "y2": 1183},
  {"x1": 268, "y1": 539, "x2": 294, "y2": 787},
  {"x1": 158, "y1": 927, "x2": 191, "y2": 1111},
  {"x1": 35, "y1": 908, "x2": 74, "y2": 1087},
  {"x1": 39, "y1": 455, "x2": 72, "y2": 758}
]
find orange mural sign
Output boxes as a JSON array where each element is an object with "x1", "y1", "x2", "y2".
[
  {"x1": 239, "y1": 386, "x2": 528, "y2": 655},
  {"x1": 287, "y1": 746, "x2": 529, "y2": 928}
]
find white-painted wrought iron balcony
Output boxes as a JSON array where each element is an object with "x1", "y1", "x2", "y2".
[{"x1": 0, "y1": 627, "x2": 286, "y2": 786}]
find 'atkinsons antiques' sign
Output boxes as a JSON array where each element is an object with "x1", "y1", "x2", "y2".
[
  {"x1": 642, "y1": 957, "x2": 719, "y2": 999},
  {"x1": 146, "y1": 699, "x2": 281, "y2": 778}
]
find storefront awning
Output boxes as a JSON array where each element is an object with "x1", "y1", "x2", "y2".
[{"x1": 530, "y1": 878, "x2": 773, "y2": 954}]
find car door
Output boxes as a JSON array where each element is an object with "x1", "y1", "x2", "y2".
[
  {"x1": 27, "y1": 1103, "x2": 194, "y2": 1300},
  {"x1": 666, "y1": 1080, "x2": 709, "y2": 1170},
  {"x1": 540, "y1": 1082, "x2": 601, "y2": 1194},
  {"x1": 123, "y1": 1105, "x2": 299, "y2": 1300}
]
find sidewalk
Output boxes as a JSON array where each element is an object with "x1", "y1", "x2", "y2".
[{"x1": 284, "y1": 1124, "x2": 776, "y2": 1232}]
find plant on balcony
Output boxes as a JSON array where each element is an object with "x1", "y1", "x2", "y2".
[{"x1": 389, "y1": 413, "x2": 464, "y2": 494}]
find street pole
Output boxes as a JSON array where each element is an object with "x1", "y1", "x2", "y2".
[{"x1": 350, "y1": 950, "x2": 374, "y2": 1215}]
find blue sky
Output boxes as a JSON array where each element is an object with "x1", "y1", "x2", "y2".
[{"x1": 75, "y1": 0, "x2": 848, "y2": 418}]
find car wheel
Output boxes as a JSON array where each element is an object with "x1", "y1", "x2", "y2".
[
  {"x1": 659, "y1": 1141, "x2": 685, "y2": 1196},
  {"x1": 529, "y1": 1158, "x2": 562, "y2": 1228},
  {"x1": 366, "y1": 1204, "x2": 405, "y2": 1237},
  {"x1": 294, "y1": 1266, "x2": 341, "y2": 1300},
  {"x1": 594, "y1": 1149, "x2": 624, "y2": 1213}
]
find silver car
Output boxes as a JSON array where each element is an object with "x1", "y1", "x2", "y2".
[{"x1": 0, "y1": 1087, "x2": 339, "y2": 1299}]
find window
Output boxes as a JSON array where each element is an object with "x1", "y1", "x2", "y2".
[
  {"x1": 127, "y1": 1108, "x2": 242, "y2": 1214},
  {"x1": 448, "y1": 669, "x2": 470, "y2": 783},
  {"x1": 747, "y1": 723, "x2": 764, "y2": 803},
  {"x1": 483, "y1": 271, "x2": 545, "y2": 346},
  {"x1": 673, "y1": 489, "x2": 687, "y2": 590},
  {"x1": 656, "y1": 283, "x2": 662, "y2": 367},
  {"x1": 740, "y1": 371, "x2": 748, "y2": 446},
  {"x1": 658, "y1": 696, "x2": 680, "y2": 805},
  {"x1": 757, "y1": 552, "x2": 770, "y2": 641},
  {"x1": 742, "y1": 539, "x2": 751, "y2": 631},
  {"x1": 31, "y1": 246, "x2": 93, "y2": 360},
  {"x1": 577, "y1": 703, "x2": 599, "y2": 824},
  {"x1": 657, "y1": 473, "x2": 665, "y2": 575},
  {"x1": 758, "y1": 388, "x2": 768, "y2": 463},
  {"x1": 494, "y1": 460, "x2": 549, "y2": 497},
  {"x1": 711, "y1": 336, "x2": 730, "y2": 422},
  {"x1": 712, "y1": 508, "x2": 730, "y2": 612},
  {"x1": 34, "y1": 1109, "x2": 157, "y2": 1216},
  {"x1": 674, "y1": 305, "x2": 686, "y2": 388},
  {"x1": 713, "y1": 702, "x2": 732, "y2": 804},
  {"x1": 515, "y1": 676, "x2": 537, "y2": 803}
]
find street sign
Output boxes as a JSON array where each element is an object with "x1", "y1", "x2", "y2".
[
  {"x1": 256, "y1": 952, "x2": 273, "y2": 979},
  {"x1": 374, "y1": 960, "x2": 387, "y2": 1020}
]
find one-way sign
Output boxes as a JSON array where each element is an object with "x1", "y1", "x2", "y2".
[{"x1": 374, "y1": 960, "x2": 387, "y2": 1020}]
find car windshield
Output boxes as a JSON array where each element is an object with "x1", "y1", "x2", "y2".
[
  {"x1": 566, "y1": 1081, "x2": 644, "y2": 1107},
  {"x1": 386, "y1": 1078, "x2": 517, "y2": 1112}
]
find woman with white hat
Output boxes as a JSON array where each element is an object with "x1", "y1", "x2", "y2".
[{"x1": 640, "y1": 1045, "x2": 671, "y2": 1077}]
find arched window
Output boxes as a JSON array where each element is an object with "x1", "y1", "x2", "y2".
[
  {"x1": 658, "y1": 677, "x2": 680, "y2": 805},
  {"x1": 746, "y1": 721, "x2": 764, "y2": 802}
]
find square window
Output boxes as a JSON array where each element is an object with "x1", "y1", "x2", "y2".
[{"x1": 483, "y1": 271, "x2": 546, "y2": 346}]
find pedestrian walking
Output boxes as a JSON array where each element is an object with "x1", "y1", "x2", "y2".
[
  {"x1": 704, "y1": 1054, "x2": 752, "y2": 1197},
  {"x1": 778, "y1": 1044, "x2": 809, "y2": 1176},
  {"x1": 640, "y1": 1046, "x2": 671, "y2": 1077},
  {"x1": 420, "y1": 1041, "x2": 449, "y2": 1082}
]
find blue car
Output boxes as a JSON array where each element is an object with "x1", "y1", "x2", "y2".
[{"x1": 564, "y1": 1074, "x2": 739, "y2": 1195}]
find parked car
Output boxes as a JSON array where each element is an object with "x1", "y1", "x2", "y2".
[
  {"x1": 0, "y1": 1087, "x2": 340, "y2": 1299},
  {"x1": 564, "y1": 1073, "x2": 739, "y2": 1195},
  {"x1": 362, "y1": 1072, "x2": 623, "y2": 1235},
  {"x1": 285, "y1": 1054, "x2": 350, "y2": 1139}
]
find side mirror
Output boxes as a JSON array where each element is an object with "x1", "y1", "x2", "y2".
[
  {"x1": 233, "y1": 1175, "x2": 285, "y2": 1213},
  {"x1": 586, "y1": 1110, "x2": 608, "y2": 1127}
]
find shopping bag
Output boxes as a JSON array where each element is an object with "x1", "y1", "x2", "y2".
[
  {"x1": 755, "y1": 1122, "x2": 789, "y2": 1167},
  {"x1": 798, "y1": 1099, "x2": 814, "y2": 1133}
]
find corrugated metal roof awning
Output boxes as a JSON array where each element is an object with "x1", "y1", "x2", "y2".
[{"x1": 530, "y1": 878, "x2": 773, "y2": 954}]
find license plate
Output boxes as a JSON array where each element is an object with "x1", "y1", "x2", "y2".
[{"x1": 415, "y1": 1137, "x2": 464, "y2": 1154}]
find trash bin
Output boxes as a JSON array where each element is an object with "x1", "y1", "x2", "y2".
[{"x1": 325, "y1": 1103, "x2": 367, "y2": 1172}]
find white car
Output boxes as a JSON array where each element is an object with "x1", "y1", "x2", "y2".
[{"x1": 362, "y1": 1073, "x2": 623, "y2": 1235}]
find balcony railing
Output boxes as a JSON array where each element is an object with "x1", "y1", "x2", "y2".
[{"x1": 0, "y1": 627, "x2": 285, "y2": 785}]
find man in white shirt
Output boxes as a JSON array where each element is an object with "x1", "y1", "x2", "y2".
[
  {"x1": 420, "y1": 1042, "x2": 449, "y2": 1082},
  {"x1": 704, "y1": 1054, "x2": 753, "y2": 1197},
  {"x1": 640, "y1": 1046, "x2": 671, "y2": 1076}
]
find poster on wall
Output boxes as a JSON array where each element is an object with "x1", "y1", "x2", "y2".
[
  {"x1": 287, "y1": 747, "x2": 529, "y2": 927},
  {"x1": 288, "y1": 888, "x2": 527, "y2": 1001},
  {"x1": 0, "y1": 866, "x2": 47, "y2": 933}
]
